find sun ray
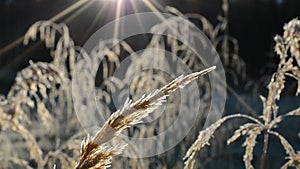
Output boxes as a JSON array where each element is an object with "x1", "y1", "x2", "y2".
[
  {"x1": 64, "y1": 0, "x2": 96, "y2": 23},
  {"x1": 0, "y1": 0, "x2": 96, "y2": 75},
  {"x1": 148, "y1": 0, "x2": 167, "y2": 12},
  {"x1": 113, "y1": 0, "x2": 123, "y2": 40},
  {"x1": 50, "y1": 0, "x2": 91, "y2": 22},
  {"x1": 120, "y1": 1, "x2": 126, "y2": 40},
  {"x1": 84, "y1": 2, "x2": 109, "y2": 38},
  {"x1": 0, "y1": 0, "x2": 92, "y2": 57},
  {"x1": 142, "y1": 0, "x2": 179, "y2": 37},
  {"x1": 142, "y1": 0, "x2": 160, "y2": 13},
  {"x1": 142, "y1": 0, "x2": 168, "y2": 24},
  {"x1": 129, "y1": 0, "x2": 146, "y2": 31},
  {"x1": 129, "y1": 0, "x2": 149, "y2": 42}
]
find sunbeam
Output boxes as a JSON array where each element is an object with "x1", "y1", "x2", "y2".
[
  {"x1": 113, "y1": 0, "x2": 124, "y2": 40},
  {"x1": 64, "y1": 0, "x2": 95, "y2": 24},
  {"x1": 0, "y1": 0, "x2": 93, "y2": 57},
  {"x1": 0, "y1": 0, "x2": 168, "y2": 57},
  {"x1": 142, "y1": 0, "x2": 168, "y2": 24},
  {"x1": 129, "y1": 0, "x2": 147, "y2": 33},
  {"x1": 148, "y1": 0, "x2": 166, "y2": 12},
  {"x1": 84, "y1": 3, "x2": 109, "y2": 40}
]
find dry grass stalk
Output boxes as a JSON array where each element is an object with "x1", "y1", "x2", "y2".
[
  {"x1": 184, "y1": 18, "x2": 300, "y2": 169},
  {"x1": 23, "y1": 20, "x2": 76, "y2": 77},
  {"x1": 268, "y1": 131, "x2": 300, "y2": 169},
  {"x1": 183, "y1": 114, "x2": 262, "y2": 169},
  {"x1": 0, "y1": 62, "x2": 67, "y2": 166},
  {"x1": 242, "y1": 127, "x2": 263, "y2": 169},
  {"x1": 75, "y1": 66, "x2": 216, "y2": 169},
  {"x1": 0, "y1": 20, "x2": 77, "y2": 168},
  {"x1": 0, "y1": 61, "x2": 69, "y2": 168},
  {"x1": 0, "y1": 157, "x2": 33, "y2": 169},
  {"x1": 0, "y1": 105, "x2": 43, "y2": 165}
]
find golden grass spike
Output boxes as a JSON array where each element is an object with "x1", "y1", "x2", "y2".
[
  {"x1": 280, "y1": 153, "x2": 300, "y2": 169},
  {"x1": 184, "y1": 113, "x2": 262, "y2": 169},
  {"x1": 75, "y1": 139, "x2": 126, "y2": 169},
  {"x1": 227, "y1": 123, "x2": 258, "y2": 145},
  {"x1": 269, "y1": 131, "x2": 296, "y2": 160},
  {"x1": 12, "y1": 121, "x2": 43, "y2": 166},
  {"x1": 76, "y1": 66, "x2": 216, "y2": 169},
  {"x1": 242, "y1": 127, "x2": 263, "y2": 169},
  {"x1": 92, "y1": 66, "x2": 215, "y2": 146}
]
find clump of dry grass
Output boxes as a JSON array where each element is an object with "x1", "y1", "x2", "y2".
[
  {"x1": 184, "y1": 0, "x2": 245, "y2": 79},
  {"x1": 75, "y1": 66, "x2": 216, "y2": 169},
  {"x1": 0, "y1": 20, "x2": 79, "y2": 168},
  {"x1": 0, "y1": 60, "x2": 69, "y2": 166},
  {"x1": 1, "y1": 3, "x2": 299, "y2": 169},
  {"x1": 0, "y1": 15, "x2": 216, "y2": 168},
  {"x1": 184, "y1": 18, "x2": 300, "y2": 169},
  {"x1": 23, "y1": 20, "x2": 76, "y2": 77}
]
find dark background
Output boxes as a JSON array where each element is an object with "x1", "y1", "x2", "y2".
[{"x1": 1, "y1": 0, "x2": 300, "y2": 94}]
